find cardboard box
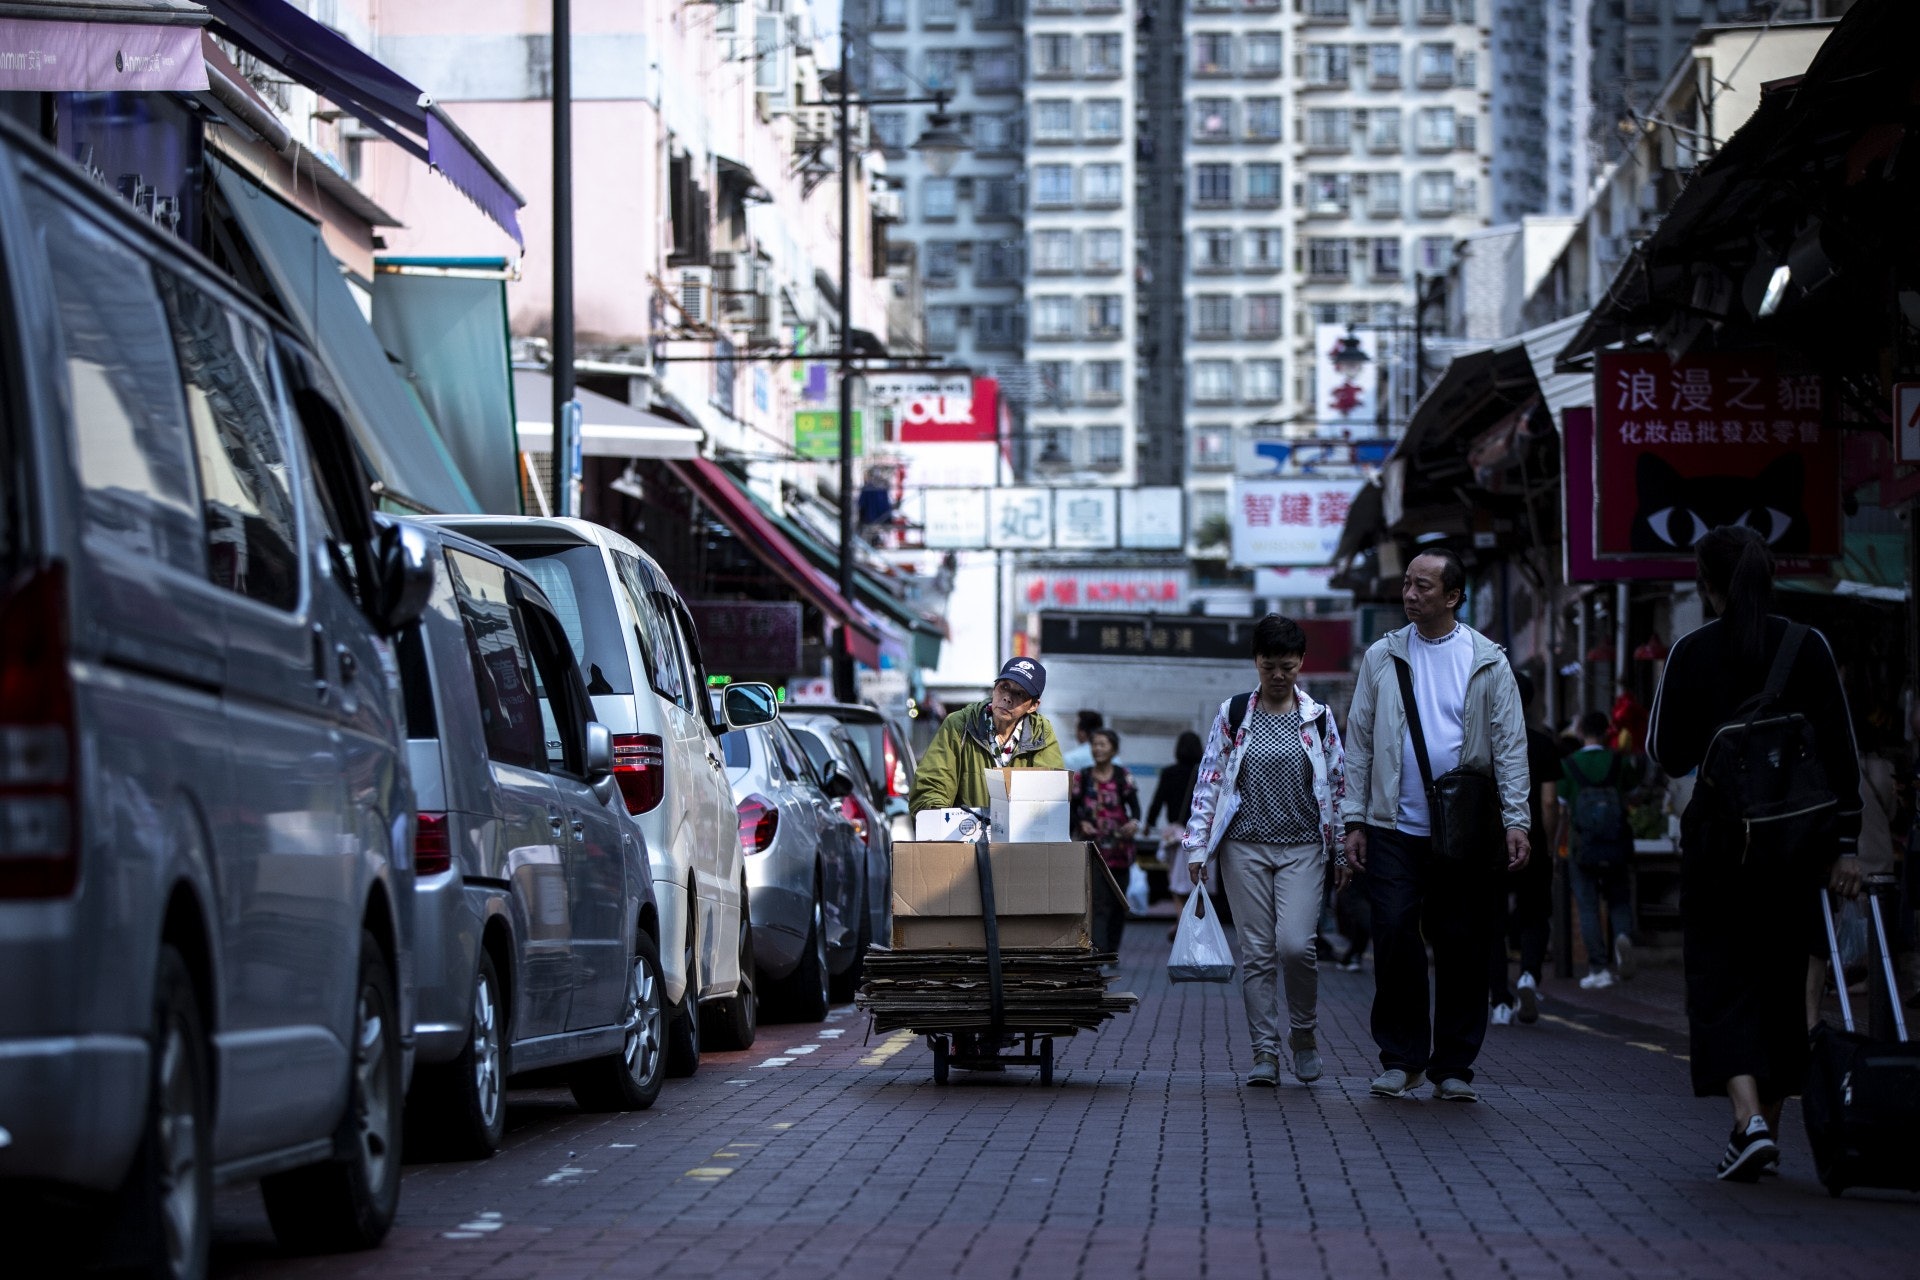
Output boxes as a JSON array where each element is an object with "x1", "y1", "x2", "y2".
[
  {"x1": 914, "y1": 807, "x2": 987, "y2": 842},
  {"x1": 890, "y1": 840, "x2": 1126, "y2": 951},
  {"x1": 985, "y1": 768, "x2": 1072, "y2": 844}
]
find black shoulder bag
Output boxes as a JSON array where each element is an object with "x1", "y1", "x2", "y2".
[{"x1": 1394, "y1": 656, "x2": 1503, "y2": 867}]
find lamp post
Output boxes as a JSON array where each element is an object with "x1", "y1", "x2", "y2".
[
  {"x1": 551, "y1": 0, "x2": 574, "y2": 516},
  {"x1": 822, "y1": 24, "x2": 965, "y2": 702}
]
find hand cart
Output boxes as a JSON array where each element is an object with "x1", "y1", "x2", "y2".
[{"x1": 927, "y1": 1029, "x2": 1058, "y2": 1085}]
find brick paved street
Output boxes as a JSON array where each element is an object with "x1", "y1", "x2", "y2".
[{"x1": 209, "y1": 920, "x2": 1920, "y2": 1280}]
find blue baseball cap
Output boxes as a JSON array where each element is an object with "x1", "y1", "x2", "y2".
[{"x1": 996, "y1": 657, "x2": 1046, "y2": 700}]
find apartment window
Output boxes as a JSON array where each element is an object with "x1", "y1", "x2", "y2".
[
  {"x1": 1244, "y1": 294, "x2": 1283, "y2": 338},
  {"x1": 1245, "y1": 163, "x2": 1283, "y2": 206},
  {"x1": 1084, "y1": 229, "x2": 1124, "y2": 272},
  {"x1": 1034, "y1": 34, "x2": 1073, "y2": 76},
  {"x1": 1370, "y1": 43, "x2": 1401, "y2": 86},
  {"x1": 1032, "y1": 229, "x2": 1075, "y2": 274},
  {"x1": 1457, "y1": 50, "x2": 1477, "y2": 87},
  {"x1": 870, "y1": 112, "x2": 907, "y2": 152},
  {"x1": 1032, "y1": 296, "x2": 1075, "y2": 339},
  {"x1": 1415, "y1": 171, "x2": 1454, "y2": 215},
  {"x1": 1085, "y1": 295, "x2": 1124, "y2": 338},
  {"x1": 1416, "y1": 107, "x2": 1456, "y2": 152},
  {"x1": 922, "y1": 0, "x2": 958, "y2": 25},
  {"x1": 1416, "y1": 43, "x2": 1454, "y2": 86},
  {"x1": 1368, "y1": 0, "x2": 1401, "y2": 18},
  {"x1": 1032, "y1": 428, "x2": 1073, "y2": 472},
  {"x1": 1245, "y1": 98, "x2": 1283, "y2": 141},
  {"x1": 1086, "y1": 361, "x2": 1124, "y2": 401},
  {"x1": 1193, "y1": 163, "x2": 1233, "y2": 207},
  {"x1": 923, "y1": 177, "x2": 957, "y2": 219},
  {"x1": 1191, "y1": 488, "x2": 1228, "y2": 542},
  {"x1": 1367, "y1": 171, "x2": 1401, "y2": 216},
  {"x1": 1627, "y1": 0, "x2": 1659, "y2": 18},
  {"x1": 1192, "y1": 99, "x2": 1233, "y2": 142},
  {"x1": 1034, "y1": 164, "x2": 1074, "y2": 207},
  {"x1": 1034, "y1": 99, "x2": 1074, "y2": 142},
  {"x1": 1306, "y1": 0, "x2": 1350, "y2": 18},
  {"x1": 1193, "y1": 295, "x2": 1233, "y2": 339},
  {"x1": 920, "y1": 50, "x2": 956, "y2": 90},
  {"x1": 1307, "y1": 238, "x2": 1351, "y2": 279},
  {"x1": 1372, "y1": 237, "x2": 1403, "y2": 278},
  {"x1": 1193, "y1": 33, "x2": 1233, "y2": 76},
  {"x1": 1418, "y1": 235, "x2": 1452, "y2": 272},
  {"x1": 1089, "y1": 426, "x2": 1124, "y2": 472},
  {"x1": 978, "y1": 176, "x2": 1020, "y2": 218},
  {"x1": 1418, "y1": 0, "x2": 1453, "y2": 20},
  {"x1": 1083, "y1": 163, "x2": 1124, "y2": 205},
  {"x1": 1246, "y1": 35, "x2": 1282, "y2": 76},
  {"x1": 1085, "y1": 34, "x2": 1123, "y2": 77},
  {"x1": 1245, "y1": 228, "x2": 1284, "y2": 270},
  {"x1": 975, "y1": 48, "x2": 1022, "y2": 92},
  {"x1": 1034, "y1": 0, "x2": 1075, "y2": 10},
  {"x1": 1368, "y1": 107, "x2": 1402, "y2": 152},
  {"x1": 1085, "y1": 99, "x2": 1123, "y2": 141},
  {"x1": 1457, "y1": 114, "x2": 1477, "y2": 152},
  {"x1": 924, "y1": 240, "x2": 958, "y2": 283},
  {"x1": 876, "y1": 0, "x2": 907, "y2": 26},
  {"x1": 1306, "y1": 108, "x2": 1351, "y2": 152},
  {"x1": 1036, "y1": 361, "x2": 1073, "y2": 407},
  {"x1": 977, "y1": 0, "x2": 1019, "y2": 20},
  {"x1": 976, "y1": 305, "x2": 1021, "y2": 349},
  {"x1": 1628, "y1": 40, "x2": 1660, "y2": 79},
  {"x1": 927, "y1": 305, "x2": 959, "y2": 351},
  {"x1": 1307, "y1": 173, "x2": 1350, "y2": 217},
  {"x1": 977, "y1": 239, "x2": 1023, "y2": 284},
  {"x1": 1305, "y1": 45, "x2": 1350, "y2": 88},
  {"x1": 975, "y1": 113, "x2": 1018, "y2": 153},
  {"x1": 1243, "y1": 359, "x2": 1283, "y2": 403},
  {"x1": 1192, "y1": 361, "x2": 1234, "y2": 404},
  {"x1": 870, "y1": 56, "x2": 908, "y2": 93},
  {"x1": 1194, "y1": 228, "x2": 1234, "y2": 271},
  {"x1": 1192, "y1": 428, "x2": 1233, "y2": 471}
]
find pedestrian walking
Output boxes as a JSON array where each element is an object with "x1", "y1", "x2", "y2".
[
  {"x1": 909, "y1": 658, "x2": 1064, "y2": 813},
  {"x1": 1560, "y1": 710, "x2": 1642, "y2": 991},
  {"x1": 1062, "y1": 709, "x2": 1105, "y2": 770},
  {"x1": 1072, "y1": 728, "x2": 1140, "y2": 956},
  {"x1": 1490, "y1": 672, "x2": 1559, "y2": 1026},
  {"x1": 1184, "y1": 614, "x2": 1348, "y2": 1088},
  {"x1": 1648, "y1": 525, "x2": 1861, "y2": 1181},
  {"x1": 1341, "y1": 549, "x2": 1531, "y2": 1103},
  {"x1": 1148, "y1": 731, "x2": 1205, "y2": 936}
]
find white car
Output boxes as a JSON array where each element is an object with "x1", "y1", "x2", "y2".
[{"x1": 427, "y1": 517, "x2": 761, "y2": 1075}]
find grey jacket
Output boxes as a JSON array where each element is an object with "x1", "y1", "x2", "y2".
[{"x1": 1338, "y1": 623, "x2": 1531, "y2": 834}]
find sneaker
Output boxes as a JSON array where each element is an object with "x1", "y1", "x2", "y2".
[
  {"x1": 1579, "y1": 969, "x2": 1616, "y2": 990},
  {"x1": 1341, "y1": 955, "x2": 1365, "y2": 972},
  {"x1": 1246, "y1": 1052, "x2": 1280, "y2": 1087},
  {"x1": 1515, "y1": 972, "x2": 1540, "y2": 1024},
  {"x1": 1289, "y1": 1032, "x2": 1322, "y2": 1083},
  {"x1": 1613, "y1": 933, "x2": 1637, "y2": 981},
  {"x1": 1716, "y1": 1116, "x2": 1779, "y2": 1182},
  {"x1": 1490, "y1": 1002, "x2": 1515, "y2": 1027},
  {"x1": 1433, "y1": 1077, "x2": 1479, "y2": 1102},
  {"x1": 1369, "y1": 1068, "x2": 1426, "y2": 1098}
]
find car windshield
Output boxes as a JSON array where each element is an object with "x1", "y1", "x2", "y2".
[
  {"x1": 720, "y1": 730, "x2": 751, "y2": 769},
  {"x1": 497, "y1": 543, "x2": 634, "y2": 695},
  {"x1": 841, "y1": 720, "x2": 886, "y2": 783},
  {"x1": 793, "y1": 727, "x2": 834, "y2": 775}
]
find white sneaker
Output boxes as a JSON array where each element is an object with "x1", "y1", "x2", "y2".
[
  {"x1": 1490, "y1": 1002, "x2": 1515, "y2": 1027},
  {"x1": 1579, "y1": 969, "x2": 1616, "y2": 990},
  {"x1": 1515, "y1": 972, "x2": 1540, "y2": 1024}
]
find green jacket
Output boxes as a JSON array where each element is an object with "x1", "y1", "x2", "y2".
[{"x1": 908, "y1": 701, "x2": 1064, "y2": 814}]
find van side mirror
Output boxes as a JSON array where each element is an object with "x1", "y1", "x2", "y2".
[
  {"x1": 721, "y1": 681, "x2": 779, "y2": 730},
  {"x1": 370, "y1": 520, "x2": 434, "y2": 636},
  {"x1": 821, "y1": 764, "x2": 856, "y2": 800},
  {"x1": 585, "y1": 721, "x2": 616, "y2": 804}
]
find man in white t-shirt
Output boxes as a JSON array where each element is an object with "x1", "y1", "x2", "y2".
[{"x1": 1338, "y1": 549, "x2": 1531, "y2": 1103}]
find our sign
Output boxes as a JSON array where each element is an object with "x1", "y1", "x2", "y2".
[
  {"x1": 1120, "y1": 488, "x2": 1184, "y2": 549},
  {"x1": 1896, "y1": 382, "x2": 1920, "y2": 465},
  {"x1": 1315, "y1": 324, "x2": 1380, "y2": 431},
  {"x1": 891, "y1": 376, "x2": 1000, "y2": 444},
  {"x1": 1231, "y1": 479, "x2": 1362, "y2": 567},
  {"x1": 918, "y1": 488, "x2": 989, "y2": 549},
  {"x1": 1016, "y1": 569, "x2": 1189, "y2": 613},
  {"x1": 988, "y1": 488, "x2": 1052, "y2": 548},
  {"x1": 795, "y1": 409, "x2": 862, "y2": 459},
  {"x1": 687, "y1": 602, "x2": 803, "y2": 675},
  {"x1": 1039, "y1": 614, "x2": 1353, "y2": 673},
  {"x1": 1052, "y1": 488, "x2": 1118, "y2": 549},
  {"x1": 1594, "y1": 352, "x2": 1839, "y2": 561}
]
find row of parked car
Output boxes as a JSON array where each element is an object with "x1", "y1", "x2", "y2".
[{"x1": 0, "y1": 113, "x2": 918, "y2": 1280}]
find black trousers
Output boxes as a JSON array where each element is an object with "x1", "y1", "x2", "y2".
[
  {"x1": 1366, "y1": 826, "x2": 1498, "y2": 1083},
  {"x1": 1490, "y1": 846, "x2": 1553, "y2": 1004}
]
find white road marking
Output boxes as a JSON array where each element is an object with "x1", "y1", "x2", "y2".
[
  {"x1": 758, "y1": 1056, "x2": 794, "y2": 1067},
  {"x1": 541, "y1": 1166, "x2": 591, "y2": 1185},
  {"x1": 789, "y1": 1044, "x2": 819, "y2": 1054}
]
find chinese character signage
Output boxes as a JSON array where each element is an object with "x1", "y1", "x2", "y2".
[
  {"x1": 686, "y1": 602, "x2": 802, "y2": 674},
  {"x1": 918, "y1": 489, "x2": 988, "y2": 549},
  {"x1": 794, "y1": 409, "x2": 862, "y2": 459},
  {"x1": 1052, "y1": 488, "x2": 1118, "y2": 549},
  {"x1": 1039, "y1": 614, "x2": 1354, "y2": 672},
  {"x1": 988, "y1": 488, "x2": 1052, "y2": 548},
  {"x1": 1315, "y1": 324, "x2": 1379, "y2": 431},
  {"x1": 1120, "y1": 488, "x2": 1184, "y2": 549},
  {"x1": 1593, "y1": 352, "x2": 1839, "y2": 562},
  {"x1": 1231, "y1": 479, "x2": 1363, "y2": 567},
  {"x1": 1016, "y1": 570, "x2": 1190, "y2": 614}
]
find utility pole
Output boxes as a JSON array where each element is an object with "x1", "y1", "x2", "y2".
[
  {"x1": 551, "y1": 0, "x2": 574, "y2": 516},
  {"x1": 833, "y1": 15, "x2": 857, "y2": 703}
]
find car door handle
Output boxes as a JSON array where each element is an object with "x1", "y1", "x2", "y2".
[
  {"x1": 548, "y1": 809, "x2": 565, "y2": 839},
  {"x1": 707, "y1": 753, "x2": 724, "y2": 771},
  {"x1": 310, "y1": 623, "x2": 329, "y2": 699},
  {"x1": 334, "y1": 642, "x2": 357, "y2": 684},
  {"x1": 570, "y1": 818, "x2": 585, "y2": 843}
]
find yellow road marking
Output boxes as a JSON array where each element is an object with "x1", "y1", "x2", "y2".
[
  {"x1": 859, "y1": 1030, "x2": 916, "y2": 1067},
  {"x1": 684, "y1": 1167, "x2": 734, "y2": 1179},
  {"x1": 770, "y1": 1122, "x2": 794, "y2": 1130}
]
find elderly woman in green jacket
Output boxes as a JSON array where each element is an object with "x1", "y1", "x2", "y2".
[{"x1": 909, "y1": 658, "x2": 1064, "y2": 813}]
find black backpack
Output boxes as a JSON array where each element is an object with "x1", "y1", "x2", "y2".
[
  {"x1": 1569, "y1": 753, "x2": 1632, "y2": 868},
  {"x1": 1697, "y1": 623, "x2": 1839, "y2": 870}
]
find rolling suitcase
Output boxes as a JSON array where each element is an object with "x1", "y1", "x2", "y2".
[{"x1": 1803, "y1": 888, "x2": 1920, "y2": 1197}]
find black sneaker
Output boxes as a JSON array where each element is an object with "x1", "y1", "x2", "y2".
[{"x1": 1716, "y1": 1117, "x2": 1779, "y2": 1182}]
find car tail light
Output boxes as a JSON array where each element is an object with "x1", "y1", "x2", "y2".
[
  {"x1": 0, "y1": 565, "x2": 77, "y2": 899},
  {"x1": 883, "y1": 733, "x2": 902, "y2": 799},
  {"x1": 612, "y1": 733, "x2": 666, "y2": 814},
  {"x1": 737, "y1": 794, "x2": 778, "y2": 854},
  {"x1": 414, "y1": 812, "x2": 451, "y2": 875},
  {"x1": 840, "y1": 795, "x2": 870, "y2": 846}
]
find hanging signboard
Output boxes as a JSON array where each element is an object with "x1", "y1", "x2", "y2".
[
  {"x1": 1895, "y1": 382, "x2": 1920, "y2": 465},
  {"x1": 918, "y1": 488, "x2": 990, "y2": 549},
  {"x1": 1592, "y1": 352, "x2": 1839, "y2": 566},
  {"x1": 794, "y1": 409, "x2": 862, "y2": 459},
  {"x1": 1231, "y1": 478, "x2": 1363, "y2": 567},
  {"x1": 1120, "y1": 487, "x2": 1184, "y2": 549},
  {"x1": 1052, "y1": 488, "x2": 1118, "y2": 549},
  {"x1": 1018, "y1": 569, "x2": 1189, "y2": 613},
  {"x1": 687, "y1": 602, "x2": 803, "y2": 674},
  {"x1": 1038, "y1": 614, "x2": 1353, "y2": 672},
  {"x1": 884, "y1": 375, "x2": 1000, "y2": 444},
  {"x1": 988, "y1": 488, "x2": 1052, "y2": 548},
  {"x1": 1315, "y1": 324, "x2": 1380, "y2": 431}
]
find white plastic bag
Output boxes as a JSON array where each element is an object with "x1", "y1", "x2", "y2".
[
  {"x1": 1168, "y1": 885, "x2": 1234, "y2": 983},
  {"x1": 1126, "y1": 863, "x2": 1151, "y2": 915}
]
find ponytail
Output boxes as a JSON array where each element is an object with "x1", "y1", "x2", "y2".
[{"x1": 1696, "y1": 525, "x2": 1773, "y2": 673}]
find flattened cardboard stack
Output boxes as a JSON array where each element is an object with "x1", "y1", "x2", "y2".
[{"x1": 857, "y1": 840, "x2": 1139, "y2": 1035}]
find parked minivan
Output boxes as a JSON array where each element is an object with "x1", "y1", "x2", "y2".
[
  {"x1": 395, "y1": 520, "x2": 669, "y2": 1157},
  {"x1": 0, "y1": 117, "x2": 433, "y2": 1277},
  {"x1": 428, "y1": 516, "x2": 764, "y2": 1073}
]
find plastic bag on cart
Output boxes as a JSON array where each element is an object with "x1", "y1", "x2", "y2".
[{"x1": 1168, "y1": 887, "x2": 1234, "y2": 983}]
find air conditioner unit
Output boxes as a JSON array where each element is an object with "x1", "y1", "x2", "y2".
[
  {"x1": 796, "y1": 107, "x2": 834, "y2": 145},
  {"x1": 678, "y1": 267, "x2": 713, "y2": 325}
]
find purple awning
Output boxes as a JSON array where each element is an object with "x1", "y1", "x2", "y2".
[
  {"x1": 199, "y1": 0, "x2": 524, "y2": 247},
  {"x1": 0, "y1": 16, "x2": 209, "y2": 91}
]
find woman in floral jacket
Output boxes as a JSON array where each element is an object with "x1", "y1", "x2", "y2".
[{"x1": 1183, "y1": 614, "x2": 1347, "y2": 1088}]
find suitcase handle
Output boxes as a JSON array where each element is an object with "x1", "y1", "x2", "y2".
[
  {"x1": 1822, "y1": 887, "x2": 1855, "y2": 1034},
  {"x1": 1822, "y1": 886, "x2": 1911, "y2": 1043},
  {"x1": 1868, "y1": 891, "x2": 1910, "y2": 1044}
]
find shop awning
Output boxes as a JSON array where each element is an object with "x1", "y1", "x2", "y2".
[
  {"x1": 513, "y1": 371, "x2": 703, "y2": 461},
  {"x1": 0, "y1": 1, "x2": 211, "y2": 91},
  {"x1": 200, "y1": 0, "x2": 524, "y2": 246},
  {"x1": 665, "y1": 458, "x2": 884, "y2": 663}
]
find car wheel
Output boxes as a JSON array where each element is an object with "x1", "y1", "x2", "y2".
[
  {"x1": 778, "y1": 888, "x2": 830, "y2": 1023},
  {"x1": 261, "y1": 929, "x2": 402, "y2": 1254},
  {"x1": 665, "y1": 908, "x2": 701, "y2": 1078},
  {"x1": 112, "y1": 944, "x2": 212, "y2": 1280},
  {"x1": 411, "y1": 951, "x2": 507, "y2": 1159},
  {"x1": 570, "y1": 930, "x2": 667, "y2": 1111},
  {"x1": 702, "y1": 892, "x2": 757, "y2": 1050},
  {"x1": 829, "y1": 883, "x2": 870, "y2": 1004}
]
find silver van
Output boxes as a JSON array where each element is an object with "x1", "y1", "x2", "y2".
[
  {"x1": 0, "y1": 118, "x2": 431, "y2": 1276},
  {"x1": 395, "y1": 521, "x2": 664, "y2": 1157}
]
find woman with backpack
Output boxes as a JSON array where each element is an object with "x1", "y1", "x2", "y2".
[
  {"x1": 1070, "y1": 727, "x2": 1140, "y2": 959},
  {"x1": 1561, "y1": 710, "x2": 1642, "y2": 990},
  {"x1": 1648, "y1": 525, "x2": 1862, "y2": 1182}
]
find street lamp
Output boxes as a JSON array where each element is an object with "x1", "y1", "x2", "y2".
[{"x1": 910, "y1": 110, "x2": 968, "y2": 178}]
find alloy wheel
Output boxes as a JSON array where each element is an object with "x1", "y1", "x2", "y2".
[
  {"x1": 471, "y1": 970, "x2": 502, "y2": 1132},
  {"x1": 155, "y1": 1016, "x2": 202, "y2": 1277},
  {"x1": 621, "y1": 953, "x2": 664, "y2": 1085},
  {"x1": 353, "y1": 989, "x2": 395, "y2": 1192}
]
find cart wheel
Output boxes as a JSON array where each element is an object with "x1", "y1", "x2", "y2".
[
  {"x1": 932, "y1": 1037, "x2": 949, "y2": 1085},
  {"x1": 1039, "y1": 1038, "x2": 1054, "y2": 1086}
]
